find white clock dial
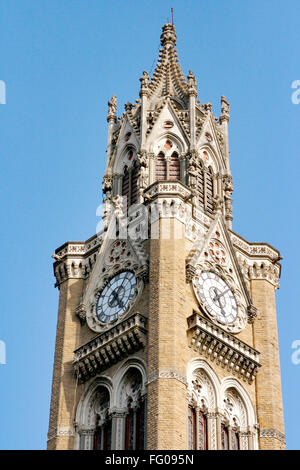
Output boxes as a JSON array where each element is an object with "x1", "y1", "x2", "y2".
[
  {"x1": 197, "y1": 271, "x2": 238, "y2": 325},
  {"x1": 96, "y1": 271, "x2": 137, "y2": 324}
]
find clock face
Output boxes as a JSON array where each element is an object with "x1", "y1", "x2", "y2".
[
  {"x1": 96, "y1": 271, "x2": 137, "y2": 324},
  {"x1": 197, "y1": 271, "x2": 238, "y2": 325}
]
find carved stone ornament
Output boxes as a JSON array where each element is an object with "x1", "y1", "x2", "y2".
[
  {"x1": 102, "y1": 174, "x2": 113, "y2": 195},
  {"x1": 76, "y1": 304, "x2": 87, "y2": 325},
  {"x1": 259, "y1": 428, "x2": 285, "y2": 444},
  {"x1": 107, "y1": 94, "x2": 117, "y2": 120},
  {"x1": 212, "y1": 194, "x2": 224, "y2": 214},
  {"x1": 247, "y1": 304, "x2": 258, "y2": 324}
]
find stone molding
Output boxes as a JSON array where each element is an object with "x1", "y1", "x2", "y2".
[
  {"x1": 47, "y1": 426, "x2": 74, "y2": 441},
  {"x1": 73, "y1": 313, "x2": 147, "y2": 382},
  {"x1": 259, "y1": 428, "x2": 285, "y2": 444},
  {"x1": 187, "y1": 312, "x2": 261, "y2": 383},
  {"x1": 147, "y1": 369, "x2": 187, "y2": 386}
]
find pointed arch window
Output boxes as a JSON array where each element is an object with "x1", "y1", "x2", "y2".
[
  {"x1": 124, "y1": 396, "x2": 146, "y2": 450},
  {"x1": 231, "y1": 429, "x2": 240, "y2": 450},
  {"x1": 221, "y1": 424, "x2": 229, "y2": 450},
  {"x1": 93, "y1": 414, "x2": 112, "y2": 450},
  {"x1": 188, "y1": 405, "x2": 208, "y2": 450},
  {"x1": 155, "y1": 151, "x2": 181, "y2": 182},
  {"x1": 169, "y1": 152, "x2": 180, "y2": 180},
  {"x1": 188, "y1": 406, "x2": 197, "y2": 450},
  {"x1": 198, "y1": 410, "x2": 208, "y2": 450},
  {"x1": 155, "y1": 152, "x2": 167, "y2": 181},
  {"x1": 92, "y1": 388, "x2": 112, "y2": 450},
  {"x1": 121, "y1": 160, "x2": 139, "y2": 208}
]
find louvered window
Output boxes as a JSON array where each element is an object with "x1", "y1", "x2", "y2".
[
  {"x1": 130, "y1": 161, "x2": 138, "y2": 205},
  {"x1": 197, "y1": 164, "x2": 215, "y2": 214},
  {"x1": 206, "y1": 168, "x2": 214, "y2": 214},
  {"x1": 197, "y1": 165, "x2": 205, "y2": 207},
  {"x1": 122, "y1": 166, "x2": 130, "y2": 199},
  {"x1": 155, "y1": 152, "x2": 167, "y2": 180},
  {"x1": 155, "y1": 151, "x2": 181, "y2": 182},
  {"x1": 169, "y1": 152, "x2": 180, "y2": 180},
  {"x1": 121, "y1": 161, "x2": 139, "y2": 209}
]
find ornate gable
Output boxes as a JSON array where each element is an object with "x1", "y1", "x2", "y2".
[
  {"x1": 81, "y1": 233, "x2": 148, "y2": 333},
  {"x1": 186, "y1": 214, "x2": 257, "y2": 332}
]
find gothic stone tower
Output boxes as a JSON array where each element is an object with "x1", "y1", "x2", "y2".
[{"x1": 48, "y1": 23, "x2": 285, "y2": 450}]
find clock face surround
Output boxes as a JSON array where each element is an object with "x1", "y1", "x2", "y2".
[
  {"x1": 195, "y1": 271, "x2": 238, "y2": 326},
  {"x1": 96, "y1": 271, "x2": 137, "y2": 324}
]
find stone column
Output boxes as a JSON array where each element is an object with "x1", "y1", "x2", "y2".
[
  {"x1": 250, "y1": 277, "x2": 285, "y2": 450},
  {"x1": 47, "y1": 277, "x2": 84, "y2": 450},
  {"x1": 147, "y1": 215, "x2": 188, "y2": 450}
]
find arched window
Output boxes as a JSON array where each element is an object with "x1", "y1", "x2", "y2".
[
  {"x1": 124, "y1": 396, "x2": 146, "y2": 450},
  {"x1": 198, "y1": 410, "x2": 208, "y2": 450},
  {"x1": 155, "y1": 151, "x2": 181, "y2": 182},
  {"x1": 221, "y1": 423, "x2": 229, "y2": 450},
  {"x1": 169, "y1": 152, "x2": 180, "y2": 180},
  {"x1": 125, "y1": 401, "x2": 135, "y2": 450},
  {"x1": 93, "y1": 413, "x2": 112, "y2": 450},
  {"x1": 119, "y1": 368, "x2": 147, "y2": 450},
  {"x1": 121, "y1": 160, "x2": 139, "y2": 209},
  {"x1": 188, "y1": 406, "x2": 208, "y2": 450},
  {"x1": 136, "y1": 396, "x2": 146, "y2": 450},
  {"x1": 231, "y1": 429, "x2": 240, "y2": 450},
  {"x1": 92, "y1": 387, "x2": 112, "y2": 450},
  {"x1": 155, "y1": 152, "x2": 167, "y2": 180},
  {"x1": 188, "y1": 406, "x2": 197, "y2": 450}
]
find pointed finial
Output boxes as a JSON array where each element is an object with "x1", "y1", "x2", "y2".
[
  {"x1": 171, "y1": 8, "x2": 174, "y2": 25},
  {"x1": 107, "y1": 94, "x2": 117, "y2": 122},
  {"x1": 139, "y1": 71, "x2": 149, "y2": 97},
  {"x1": 160, "y1": 23, "x2": 177, "y2": 49},
  {"x1": 220, "y1": 95, "x2": 230, "y2": 122}
]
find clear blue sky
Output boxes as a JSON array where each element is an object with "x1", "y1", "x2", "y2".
[{"x1": 0, "y1": 0, "x2": 299, "y2": 450}]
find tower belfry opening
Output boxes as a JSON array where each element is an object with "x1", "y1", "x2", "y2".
[{"x1": 48, "y1": 22, "x2": 285, "y2": 451}]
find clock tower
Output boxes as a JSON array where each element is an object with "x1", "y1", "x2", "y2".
[{"x1": 48, "y1": 23, "x2": 285, "y2": 450}]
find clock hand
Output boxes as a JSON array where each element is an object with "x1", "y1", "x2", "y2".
[
  {"x1": 213, "y1": 287, "x2": 230, "y2": 303},
  {"x1": 216, "y1": 297, "x2": 227, "y2": 317},
  {"x1": 112, "y1": 287, "x2": 124, "y2": 309}
]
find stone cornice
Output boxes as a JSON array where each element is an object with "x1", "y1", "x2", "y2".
[
  {"x1": 230, "y1": 231, "x2": 282, "y2": 287},
  {"x1": 187, "y1": 312, "x2": 261, "y2": 383},
  {"x1": 230, "y1": 231, "x2": 280, "y2": 261},
  {"x1": 52, "y1": 234, "x2": 103, "y2": 287},
  {"x1": 144, "y1": 180, "x2": 192, "y2": 201},
  {"x1": 73, "y1": 312, "x2": 147, "y2": 382}
]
